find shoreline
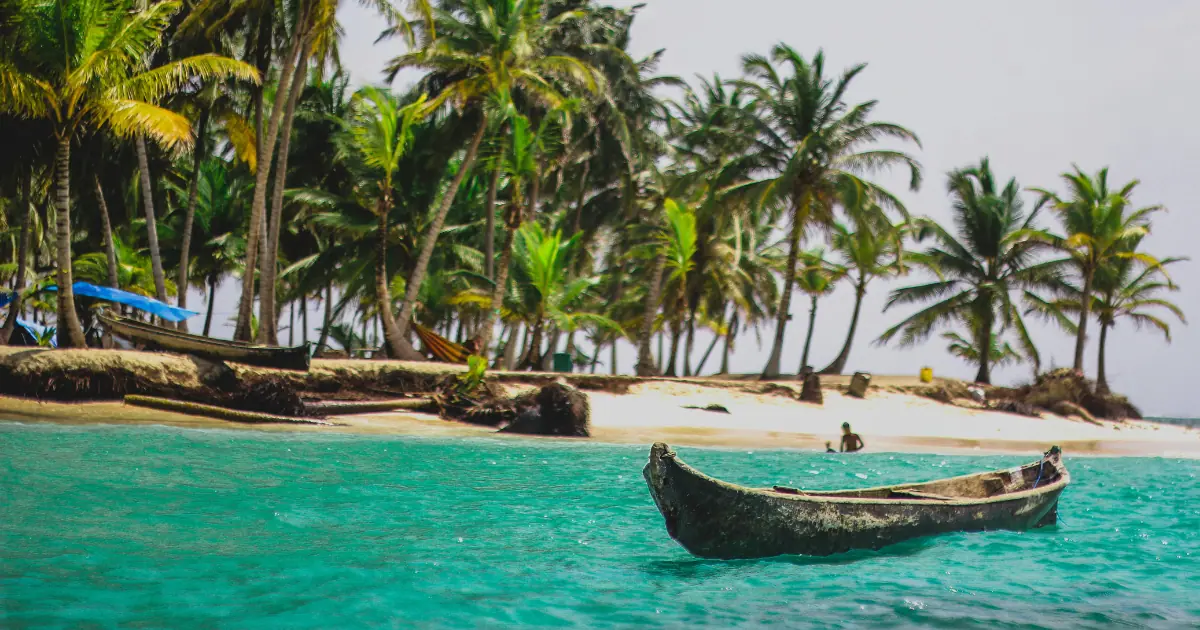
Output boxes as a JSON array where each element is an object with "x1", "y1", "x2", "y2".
[
  {"x1": 1, "y1": 346, "x2": 1194, "y2": 458},
  {"x1": 3, "y1": 384, "x2": 1196, "y2": 458}
]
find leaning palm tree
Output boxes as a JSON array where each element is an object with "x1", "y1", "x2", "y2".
[
  {"x1": 879, "y1": 159, "x2": 1061, "y2": 384},
  {"x1": 794, "y1": 247, "x2": 845, "y2": 373},
  {"x1": 1031, "y1": 166, "x2": 1165, "y2": 373},
  {"x1": 0, "y1": 0, "x2": 257, "y2": 346},
  {"x1": 820, "y1": 190, "x2": 909, "y2": 375},
  {"x1": 384, "y1": 0, "x2": 599, "y2": 342},
  {"x1": 728, "y1": 45, "x2": 922, "y2": 377},
  {"x1": 338, "y1": 86, "x2": 428, "y2": 358}
]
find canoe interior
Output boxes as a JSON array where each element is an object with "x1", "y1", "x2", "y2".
[{"x1": 781, "y1": 457, "x2": 1065, "y2": 502}]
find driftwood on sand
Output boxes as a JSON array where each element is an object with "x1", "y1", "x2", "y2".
[{"x1": 124, "y1": 395, "x2": 334, "y2": 425}]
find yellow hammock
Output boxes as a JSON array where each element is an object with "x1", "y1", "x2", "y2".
[{"x1": 412, "y1": 322, "x2": 470, "y2": 364}]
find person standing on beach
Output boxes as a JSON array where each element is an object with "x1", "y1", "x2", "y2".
[{"x1": 840, "y1": 423, "x2": 864, "y2": 452}]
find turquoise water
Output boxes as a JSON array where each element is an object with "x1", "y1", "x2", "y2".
[{"x1": 2, "y1": 422, "x2": 1198, "y2": 628}]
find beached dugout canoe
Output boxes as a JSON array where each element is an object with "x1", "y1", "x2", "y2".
[
  {"x1": 100, "y1": 313, "x2": 311, "y2": 371},
  {"x1": 643, "y1": 442, "x2": 1068, "y2": 559}
]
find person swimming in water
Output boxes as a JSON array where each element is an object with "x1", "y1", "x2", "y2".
[
  {"x1": 824, "y1": 441, "x2": 836, "y2": 453},
  {"x1": 840, "y1": 422, "x2": 864, "y2": 452}
]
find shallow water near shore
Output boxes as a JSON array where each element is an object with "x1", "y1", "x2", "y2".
[{"x1": 2, "y1": 421, "x2": 1198, "y2": 628}]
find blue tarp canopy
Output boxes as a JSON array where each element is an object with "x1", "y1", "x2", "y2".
[
  {"x1": 45, "y1": 282, "x2": 199, "y2": 322},
  {"x1": 0, "y1": 291, "x2": 11, "y2": 309}
]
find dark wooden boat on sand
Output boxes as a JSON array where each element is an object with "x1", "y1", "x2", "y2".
[
  {"x1": 100, "y1": 313, "x2": 311, "y2": 371},
  {"x1": 643, "y1": 442, "x2": 1068, "y2": 559}
]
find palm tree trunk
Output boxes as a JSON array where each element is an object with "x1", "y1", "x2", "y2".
[
  {"x1": 635, "y1": 251, "x2": 667, "y2": 375},
  {"x1": 53, "y1": 137, "x2": 86, "y2": 348},
  {"x1": 258, "y1": 45, "x2": 311, "y2": 345},
  {"x1": 288, "y1": 302, "x2": 295, "y2": 346},
  {"x1": 665, "y1": 325, "x2": 682, "y2": 377},
  {"x1": 799, "y1": 295, "x2": 819, "y2": 373},
  {"x1": 135, "y1": 135, "x2": 169, "y2": 307},
  {"x1": 484, "y1": 142, "x2": 503, "y2": 281},
  {"x1": 395, "y1": 118, "x2": 488, "y2": 339},
  {"x1": 763, "y1": 196, "x2": 808, "y2": 378},
  {"x1": 719, "y1": 312, "x2": 738, "y2": 375},
  {"x1": 589, "y1": 341, "x2": 602, "y2": 374},
  {"x1": 821, "y1": 279, "x2": 866, "y2": 375},
  {"x1": 1073, "y1": 270, "x2": 1094, "y2": 373},
  {"x1": 609, "y1": 336, "x2": 618, "y2": 376},
  {"x1": 235, "y1": 33, "x2": 305, "y2": 341},
  {"x1": 1, "y1": 172, "x2": 31, "y2": 345},
  {"x1": 315, "y1": 281, "x2": 334, "y2": 354},
  {"x1": 694, "y1": 306, "x2": 726, "y2": 375},
  {"x1": 1096, "y1": 321, "x2": 1110, "y2": 394},
  {"x1": 501, "y1": 322, "x2": 520, "y2": 369},
  {"x1": 177, "y1": 108, "x2": 211, "y2": 332},
  {"x1": 202, "y1": 275, "x2": 217, "y2": 337},
  {"x1": 520, "y1": 320, "x2": 544, "y2": 371},
  {"x1": 375, "y1": 199, "x2": 409, "y2": 359},
  {"x1": 571, "y1": 161, "x2": 590, "y2": 236},
  {"x1": 683, "y1": 316, "x2": 695, "y2": 377},
  {"x1": 92, "y1": 175, "x2": 120, "y2": 289},
  {"x1": 301, "y1": 295, "x2": 308, "y2": 344},
  {"x1": 974, "y1": 306, "x2": 994, "y2": 384},
  {"x1": 477, "y1": 221, "x2": 518, "y2": 354}
]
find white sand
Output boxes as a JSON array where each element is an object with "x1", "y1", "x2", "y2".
[{"x1": 585, "y1": 381, "x2": 1200, "y2": 457}]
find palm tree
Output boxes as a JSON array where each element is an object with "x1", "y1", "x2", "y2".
[
  {"x1": 879, "y1": 159, "x2": 1060, "y2": 384},
  {"x1": 384, "y1": 0, "x2": 599, "y2": 341},
  {"x1": 163, "y1": 156, "x2": 250, "y2": 336},
  {"x1": 0, "y1": 0, "x2": 257, "y2": 347},
  {"x1": 729, "y1": 45, "x2": 921, "y2": 377},
  {"x1": 942, "y1": 312, "x2": 1025, "y2": 370},
  {"x1": 820, "y1": 209, "x2": 908, "y2": 375},
  {"x1": 1031, "y1": 166, "x2": 1165, "y2": 373},
  {"x1": 794, "y1": 247, "x2": 845, "y2": 373},
  {"x1": 1038, "y1": 237, "x2": 1187, "y2": 393},
  {"x1": 338, "y1": 86, "x2": 428, "y2": 358},
  {"x1": 1091, "y1": 246, "x2": 1185, "y2": 393}
]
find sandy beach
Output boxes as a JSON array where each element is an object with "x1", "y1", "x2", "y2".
[{"x1": 3, "y1": 378, "x2": 1197, "y2": 457}]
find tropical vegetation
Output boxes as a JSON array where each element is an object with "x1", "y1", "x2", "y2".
[{"x1": 0, "y1": 0, "x2": 1184, "y2": 391}]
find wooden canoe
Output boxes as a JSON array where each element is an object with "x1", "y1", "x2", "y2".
[
  {"x1": 643, "y1": 442, "x2": 1069, "y2": 559},
  {"x1": 100, "y1": 313, "x2": 311, "y2": 371}
]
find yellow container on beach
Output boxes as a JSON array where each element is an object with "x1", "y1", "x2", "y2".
[{"x1": 919, "y1": 367, "x2": 933, "y2": 383}]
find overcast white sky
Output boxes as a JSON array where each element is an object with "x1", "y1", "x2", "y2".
[{"x1": 230, "y1": 0, "x2": 1199, "y2": 415}]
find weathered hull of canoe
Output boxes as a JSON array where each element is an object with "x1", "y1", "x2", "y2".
[
  {"x1": 643, "y1": 443, "x2": 1068, "y2": 559},
  {"x1": 101, "y1": 314, "x2": 311, "y2": 371}
]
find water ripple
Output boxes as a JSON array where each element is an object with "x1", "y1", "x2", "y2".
[{"x1": 1, "y1": 422, "x2": 1198, "y2": 628}]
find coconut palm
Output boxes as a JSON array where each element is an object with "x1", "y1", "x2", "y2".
[
  {"x1": 1036, "y1": 237, "x2": 1187, "y2": 393},
  {"x1": 0, "y1": 0, "x2": 257, "y2": 346},
  {"x1": 1090, "y1": 247, "x2": 1185, "y2": 393},
  {"x1": 942, "y1": 313, "x2": 1024, "y2": 370},
  {"x1": 879, "y1": 159, "x2": 1060, "y2": 384},
  {"x1": 1031, "y1": 167, "x2": 1165, "y2": 373},
  {"x1": 820, "y1": 209, "x2": 908, "y2": 375},
  {"x1": 163, "y1": 156, "x2": 250, "y2": 336},
  {"x1": 384, "y1": 0, "x2": 600, "y2": 341},
  {"x1": 337, "y1": 86, "x2": 428, "y2": 358},
  {"x1": 794, "y1": 247, "x2": 845, "y2": 373},
  {"x1": 729, "y1": 45, "x2": 922, "y2": 377}
]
